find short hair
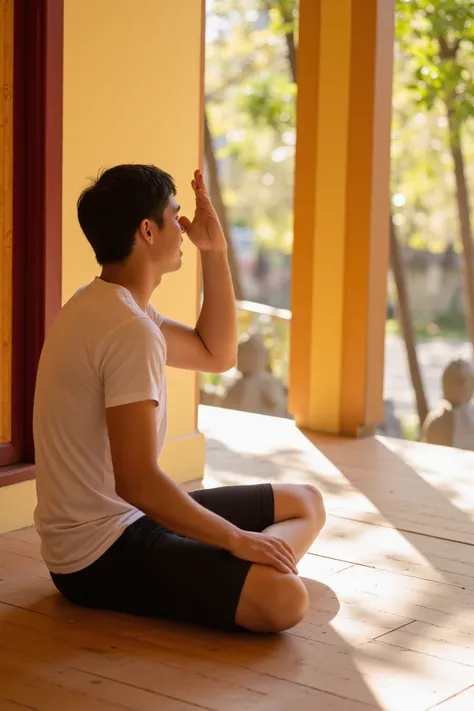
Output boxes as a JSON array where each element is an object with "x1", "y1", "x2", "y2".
[{"x1": 77, "y1": 164, "x2": 176, "y2": 265}]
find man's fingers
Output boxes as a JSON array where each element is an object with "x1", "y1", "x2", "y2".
[
  {"x1": 280, "y1": 540, "x2": 297, "y2": 566},
  {"x1": 272, "y1": 537, "x2": 297, "y2": 564},
  {"x1": 271, "y1": 540, "x2": 297, "y2": 574},
  {"x1": 197, "y1": 189, "x2": 212, "y2": 203},
  {"x1": 262, "y1": 540, "x2": 297, "y2": 575},
  {"x1": 278, "y1": 551, "x2": 298, "y2": 575},
  {"x1": 268, "y1": 553, "x2": 293, "y2": 574},
  {"x1": 178, "y1": 216, "x2": 192, "y2": 233},
  {"x1": 192, "y1": 170, "x2": 207, "y2": 194},
  {"x1": 274, "y1": 552, "x2": 296, "y2": 574}
]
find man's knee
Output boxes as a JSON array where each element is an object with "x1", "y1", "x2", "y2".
[
  {"x1": 265, "y1": 573, "x2": 309, "y2": 632},
  {"x1": 274, "y1": 483, "x2": 326, "y2": 527},
  {"x1": 237, "y1": 568, "x2": 309, "y2": 633},
  {"x1": 301, "y1": 484, "x2": 326, "y2": 530},
  {"x1": 281, "y1": 483, "x2": 326, "y2": 533}
]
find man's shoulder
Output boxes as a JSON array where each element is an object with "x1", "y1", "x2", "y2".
[
  {"x1": 106, "y1": 311, "x2": 160, "y2": 342},
  {"x1": 99, "y1": 313, "x2": 166, "y2": 369},
  {"x1": 63, "y1": 281, "x2": 150, "y2": 336}
]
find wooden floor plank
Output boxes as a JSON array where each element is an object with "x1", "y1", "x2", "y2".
[
  {"x1": 353, "y1": 639, "x2": 474, "y2": 711},
  {"x1": 373, "y1": 620, "x2": 474, "y2": 666},
  {"x1": 142, "y1": 625, "x2": 474, "y2": 711},
  {"x1": 0, "y1": 548, "x2": 50, "y2": 582},
  {"x1": 0, "y1": 532, "x2": 43, "y2": 561},
  {"x1": 2, "y1": 527, "x2": 41, "y2": 544},
  {"x1": 0, "y1": 577, "x2": 171, "y2": 639},
  {"x1": 297, "y1": 552, "x2": 352, "y2": 579},
  {"x1": 0, "y1": 700, "x2": 36, "y2": 711},
  {"x1": 430, "y1": 685, "x2": 474, "y2": 710},
  {"x1": 312, "y1": 517, "x2": 474, "y2": 590},
  {"x1": 0, "y1": 647, "x2": 205, "y2": 711},
  {"x1": 0, "y1": 671, "x2": 130, "y2": 711},
  {"x1": 332, "y1": 565, "x2": 474, "y2": 624},
  {"x1": 0, "y1": 610, "x2": 377, "y2": 710}
]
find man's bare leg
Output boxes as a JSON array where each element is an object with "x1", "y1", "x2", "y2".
[{"x1": 235, "y1": 484, "x2": 326, "y2": 633}]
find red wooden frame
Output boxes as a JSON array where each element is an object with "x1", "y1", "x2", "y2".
[{"x1": 0, "y1": 0, "x2": 63, "y2": 484}]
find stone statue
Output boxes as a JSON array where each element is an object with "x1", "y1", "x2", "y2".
[
  {"x1": 421, "y1": 358, "x2": 474, "y2": 450},
  {"x1": 222, "y1": 333, "x2": 287, "y2": 417}
]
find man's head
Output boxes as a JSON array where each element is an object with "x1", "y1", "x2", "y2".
[{"x1": 77, "y1": 164, "x2": 184, "y2": 275}]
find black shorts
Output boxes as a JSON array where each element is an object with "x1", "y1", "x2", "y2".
[{"x1": 50, "y1": 483, "x2": 275, "y2": 631}]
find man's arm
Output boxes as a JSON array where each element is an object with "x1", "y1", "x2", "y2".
[
  {"x1": 159, "y1": 170, "x2": 238, "y2": 374},
  {"x1": 106, "y1": 399, "x2": 297, "y2": 574},
  {"x1": 160, "y1": 251, "x2": 236, "y2": 373}
]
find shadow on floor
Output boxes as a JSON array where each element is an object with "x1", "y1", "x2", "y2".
[{"x1": 0, "y1": 564, "x2": 387, "y2": 709}]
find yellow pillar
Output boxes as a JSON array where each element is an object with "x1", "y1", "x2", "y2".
[{"x1": 289, "y1": 0, "x2": 394, "y2": 437}]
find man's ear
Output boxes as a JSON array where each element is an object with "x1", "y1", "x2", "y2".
[{"x1": 138, "y1": 219, "x2": 153, "y2": 244}]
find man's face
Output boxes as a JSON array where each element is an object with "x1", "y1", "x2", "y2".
[{"x1": 149, "y1": 197, "x2": 184, "y2": 275}]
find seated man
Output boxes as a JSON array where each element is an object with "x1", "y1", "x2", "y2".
[{"x1": 33, "y1": 164, "x2": 326, "y2": 633}]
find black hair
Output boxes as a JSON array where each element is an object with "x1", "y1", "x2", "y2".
[{"x1": 77, "y1": 164, "x2": 176, "y2": 265}]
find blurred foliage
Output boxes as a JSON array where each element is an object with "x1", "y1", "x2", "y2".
[
  {"x1": 206, "y1": 0, "x2": 297, "y2": 252},
  {"x1": 396, "y1": 0, "x2": 474, "y2": 126},
  {"x1": 400, "y1": 413, "x2": 421, "y2": 441},
  {"x1": 206, "y1": 0, "x2": 474, "y2": 256},
  {"x1": 393, "y1": 0, "x2": 474, "y2": 248}
]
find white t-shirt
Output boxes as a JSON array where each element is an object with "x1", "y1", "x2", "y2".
[{"x1": 33, "y1": 277, "x2": 168, "y2": 574}]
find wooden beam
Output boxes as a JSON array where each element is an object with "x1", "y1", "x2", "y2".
[
  {"x1": 1, "y1": 0, "x2": 63, "y2": 477},
  {"x1": 0, "y1": 0, "x2": 13, "y2": 445}
]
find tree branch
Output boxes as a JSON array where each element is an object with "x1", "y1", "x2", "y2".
[
  {"x1": 261, "y1": 0, "x2": 297, "y2": 82},
  {"x1": 204, "y1": 111, "x2": 243, "y2": 300},
  {"x1": 438, "y1": 34, "x2": 459, "y2": 59}
]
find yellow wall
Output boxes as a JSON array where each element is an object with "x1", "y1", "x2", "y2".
[
  {"x1": 62, "y1": 0, "x2": 205, "y2": 482},
  {"x1": 0, "y1": 480, "x2": 37, "y2": 535}
]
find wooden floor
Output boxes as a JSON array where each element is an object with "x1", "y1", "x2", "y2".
[{"x1": 1, "y1": 406, "x2": 474, "y2": 711}]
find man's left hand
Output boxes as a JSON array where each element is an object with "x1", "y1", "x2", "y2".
[{"x1": 179, "y1": 170, "x2": 227, "y2": 253}]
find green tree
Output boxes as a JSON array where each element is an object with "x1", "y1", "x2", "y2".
[{"x1": 396, "y1": 0, "x2": 474, "y2": 351}]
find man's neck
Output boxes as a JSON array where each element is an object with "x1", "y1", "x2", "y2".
[{"x1": 99, "y1": 264, "x2": 160, "y2": 311}]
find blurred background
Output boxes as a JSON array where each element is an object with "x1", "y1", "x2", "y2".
[{"x1": 201, "y1": 0, "x2": 474, "y2": 449}]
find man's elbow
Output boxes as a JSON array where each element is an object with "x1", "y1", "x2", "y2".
[
  {"x1": 209, "y1": 352, "x2": 237, "y2": 373},
  {"x1": 115, "y1": 478, "x2": 134, "y2": 505}
]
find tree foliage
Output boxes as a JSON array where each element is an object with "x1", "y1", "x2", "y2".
[
  {"x1": 396, "y1": 0, "x2": 474, "y2": 349},
  {"x1": 206, "y1": 0, "x2": 297, "y2": 252},
  {"x1": 396, "y1": 0, "x2": 474, "y2": 126},
  {"x1": 206, "y1": 0, "x2": 474, "y2": 261}
]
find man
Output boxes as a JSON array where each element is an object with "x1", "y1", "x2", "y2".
[{"x1": 33, "y1": 164, "x2": 326, "y2": 633}]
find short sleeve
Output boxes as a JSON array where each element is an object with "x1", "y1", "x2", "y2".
[
  {"x1": 146, "y1": 303, "x2": 164, "y2": 328},
  {"x1": 100, "y1": 317, "x2": 165, "y2": 409}
]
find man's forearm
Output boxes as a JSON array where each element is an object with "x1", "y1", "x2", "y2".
[
  {"x1": 121, "y1": 466, "x2": 241, "y2": 550},
  {"x1": 195, "y1": 250, "x2": 237, "y2": 370}
]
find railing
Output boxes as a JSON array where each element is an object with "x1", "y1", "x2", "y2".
[
  {"x1": 199, "y1": 300, "x2": 291, "y2": 401},
  {"x1": 236, "y1": 300, "x2": 291, "y2": 385}
]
